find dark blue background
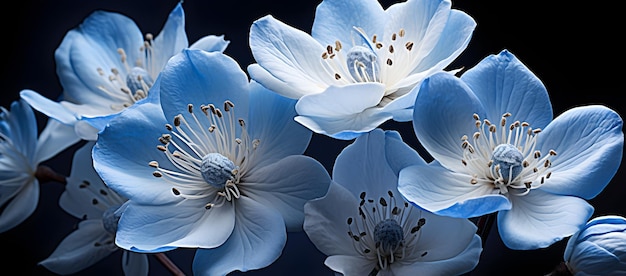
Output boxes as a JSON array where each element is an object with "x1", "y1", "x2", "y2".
[{"x1": 2, "y1": 0, "x2": 624, "y2": 275}]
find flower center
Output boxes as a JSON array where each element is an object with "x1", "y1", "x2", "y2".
[
  {"x1": 346, "y1": 190, "x2": 427, "y2": 272},
  {"x1": 149, "y1": 101, "x2": 260, "y2": 210},
  {"x1": 95, "y1": 34, "x2": 160, "y2": 111},
  {"x1": 460, "y1": 113, "x2": 557, "y2": 195},
  {"x1": 319, "y1": 27, "x2": 415, "y2": 95}
]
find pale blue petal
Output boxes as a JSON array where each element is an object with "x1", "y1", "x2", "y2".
[
  {"x1": 0, "y1": 179, "x2": 38, "y2": 233},
  {"x1": 192, "y1": 197, "x2": 286, "y2": 276},
  {"x1": 412, "y1": 210, "x2": 479, "y2": 261},
  {"x1": 121, "y1": 251, "x2": 149, "y2": 276},
  {"x1": 498, "y1": 189, "x2": 594, "y2": 250},
  {"x1": 189, "y1": 35, "x2": 230, "y2": 52},
  {"x1": 150, "y1": 2, "x2": 188, "y2": 71},
  {"x1": 244, "y1": 155, "x2": 330, "y2": 231},
  {"x1": 115, "y1": 200, "x2": 235, "y2": 251},
  {"x1": 332, "y1": 129, "x2": 423, "y2": 198},
  {"x1": 92, "y1": 100, "x2": 178, "y2": 203},
  {"x1": 159, "y1": 49, "x2": 249, "y2": 122},
  {"x1": 324, "y1": 255, "x2": 376, "y2": 276},
  {"x1": 6, "y1": 100, "x2": 38, "y2": 159},
  {"x1": 412, "y1": 72, "x2": 486, "y2": 169},
  {"x1": 294, "y1": 110, "x2": 391, "y2": 140},
  {"x1": 247, "y1": 82, "x2": 312, "y2": 166},
  {"x1": 538, "y1": 105, "x2": 623, "y2": 199},
  {"x1": 34, "y1": 119, "x2": 81, "y2": 164},
  {"x1": 391, "y1": 235, "x2": 482, "y2": 275},
  {"x1": 460, "y1": 49, "x2": 553, "y2": 128},
  {"x1": 19, "y1": 89, "x2": 78, "y2": 125},
  {"x1": 398, "y1": 162, "x2": 511, "y2": 218},
  {"x1": 247, "y1": 64, "x2": 299, "y2": 98},
  {"x1": 311, "y1": 0, "x2": 386, "y2": 47},
  {"x1": 304, "y1": 182, "x2": 361, "y2": 257},
  {"x1": 55, "y1": 10, "x2": 144, "y2": 105},
  {"x1": 38, "y1": 219, "x2": 115, "y2": 275},
  {"x1": 249, "y1": 15, "x2": 330, "y2": 98}
]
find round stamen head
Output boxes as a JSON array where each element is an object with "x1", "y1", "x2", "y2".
[
  {"x1": 492, "y1": 143, "x2": 524, "y2": 181},
  {"x1": 201, "y1": 153, "x2": 237, "y2": 188},
  {"x1": 102, "y1": 205, "x2": 123, "y2": 235},
  {"x1": 374, "y1": 218, "x2": 404, "y2": 253},
  {"x1": 346, "y1": 45, "x2": 379, "y2": 82}
]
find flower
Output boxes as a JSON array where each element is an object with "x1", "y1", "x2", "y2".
[
  {"x1": 397, "y1": 49, "x2": 624, "y2": 250},
  {"x1": 20, "y1": 2, "x2": 229, "y2": 141},
  {"x1": 39, "y1": 141, "x2": 148, "y2": 275},
  {"x1": 248, "y1": 0, "x2": 476, "y2": 140},
  {"x1": 0, "y1": 99, "x2": 79, "y2": 233},
  {"x1": 304, "y1": 129, "x2": 482, "y2": 275},
  {"x1": 92, "y1": 49, "x2": 331, "y2": 275},
  {"x1": 562, "y1": 215, "x2": 626, "y2": 275}
]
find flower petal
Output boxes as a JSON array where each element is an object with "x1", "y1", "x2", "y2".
[
  {"x1": 412, "y1": 72, "x2": 486, "y2": 169},
  {"x1": 38, "y1": 219, "x2": 115, "y2": 275},
  {"x1": 150, "y1": 2, "x2": 189, "y2": 72},
  {"x1": 19, "y1": 89, "x2": 78, "y2": 125},
  {"x1": 115, "y1": 200, "x2": 235, "y2": 251},
  {"x1": 35, "y1": 118, "x2": 81, "y2": 164},
  {"x1": 398, "y1": 162, "x2": 511, "y2": 218},
  {"x1": 192, "y1": 196, "x2": 286, "y2": 275},
  {"x1": 324, "y1": 255, "x2": 377, "y2": 276},
  {"x1": 0, "y1": 179, "x2": 38, "y2": 233},
  {"x1": 249, "y1": 15, "x2": 330, "y2": 98},
  {"x1": 497, "y1": 189, "x2": 594, "y2": 250},
  {"x1": 121, "y1": 251, "x2": 149, "y2": 276},
  {"x1": 244, "y1": 155, "x2": 330, "y2": 231},
  {"x1": 460, "y1": 49, "x2": 553, "y2": 128},
  {"x1": 311, "y1": 0, "x2": 386, "y2": 46},
  {"x1": 189, "y1": 35, "x2": 230, "y2": 52},
  {"x1": 539, "y1": 105, "x2": 624, "y2": 199}
]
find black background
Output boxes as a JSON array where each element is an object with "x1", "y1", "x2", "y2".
[{"x1": 2, "y1": 0, "x2": 624, "y2": 275}]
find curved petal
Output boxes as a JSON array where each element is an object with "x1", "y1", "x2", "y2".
[
  {"x1": 19, "y1": 89, "x2": 78, "y2": 125},
  {"x1": 312, "y1": 0, "x2": 386, "y2": 47},
  {"x1": 324, "y1": 255, "x2": 376, "y2": 276},
  {"x1": 0, "y1": 179, "x2": 38, "y2": 233},
  {"x1": 460, "y1": 49, "x2": 553, "y2": 128},
  {"x1": 412, "y1": 72, "x2": 486, "y2": 169},
  {"x1": 121, "y1": 251, "x2": 149, "y2": 276},
  {"x1": 150, "y1": 2, "x2": 188, "y2": 73},
  {"x1": 398, "y1": 162, "x2": 511, "y2": 218},
  {"x1": 92, "y1": 100, "x2": 178, "y2": 203},
  {"x1": 6, "y1": 100, "x2": 38, "y2": 159},
  {"x1": 115, "y1": 200, "x2": 235, "y2": 251},
  {"x1": 391, "y1": 235, "x2": 481, "y2": 275},
  {"x1": 247, "y1": 82, "x2": 312, "y2": 166},
  {"x1": 159, "y1": 49, "x2": 249, "y2": 123},
  {"x1": 568, "y1": 241, "x2": 626, "y2": 274},
  {"x1": 303, "y1": 182, "x2": 361, "y2": 257},
  {"x1": 498, "y1": 189, "x2": 594, "y2": 250},
  {"x1": 55, "y1": 10, "x2": 144, "y2": 106},
  {"x1": 38, "y1": 219, "x2": 115, "y2": 275},
  {"x1": 294, "y1": 109, "x2": 392, "y2": 140},
  {"x1": 249, "y1": 15, "x2": 330, "y2": 98},
  {"x1": 538, "y1": 105, "x2": 624, "y2": 199},
  {"x1": 190, "y1": 35, "x2": 230, "y2": 52},
  {"x1": 192, "y1": 196, "x2": 286, "y2": 276},
  {"x1": 412, "y1": 210, "x2": 479, "y2": 261},
  {"x1": 243, "y1": 155, "x2": 330, "y2": 231},
  {"x1": 34, "y1": 118, "x2": 81, "y2": 163}
]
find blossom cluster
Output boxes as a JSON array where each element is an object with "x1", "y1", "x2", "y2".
[{"x1": 2, "y1": 0, "x2": 625, "y2": 275}]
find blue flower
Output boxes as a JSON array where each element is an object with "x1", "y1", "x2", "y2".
[
  {"x1": 248, "y1": 0, "x2": 476, "y2": 139},
  {"x1": 0, "y1": 99, "x2": 79, "y2": 233},
  {"x1": 39, "y1": 142, "x2": 148, "y2": 275},
  {"x1": 563, "y1": 215, "x2": 626, "y2": 275},
  {"x1": 20, "y1": 2, "x2": 229, "y2": 141},
  {"x1": 398, "y1": 49, "x2": 624, "y2": 250},
  {"x1": 92, "y1": 49, "x2": 331, "y2": 275},
  {"x1": 304, "y1": 129, "x2": 482, "y2": 275}
]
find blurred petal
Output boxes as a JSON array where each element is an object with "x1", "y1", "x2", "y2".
[
  {"x1": 121, "y1": 251, "x2": 149, "y2": 276},
  {"x1": 35, "y1": 118, "x2": 81, "y2": 163},
  {"x1": 0, "y1": 179, "x2": 38, "y2": 233}
]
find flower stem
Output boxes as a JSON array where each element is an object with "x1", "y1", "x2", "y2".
[
  {"x1": 545, "y1": 261, "x2": 572, "y2": 276},
  {"x1": 154, "y1": 252, "x2": 185, "y2": 276},
  {"x1": 476, "y1": 212, "x2": 496, "y2": 247},
  {"x1": 35, "y1": 165, "x2": 67, "y2": 184}
]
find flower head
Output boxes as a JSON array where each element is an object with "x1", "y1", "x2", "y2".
[
  {"x1": 92, "y1": 49, "x2": 331, "y2": 275},
  {"x1": 39, "y1": 142, "x2": 148, "y2": 275},
  {"x1": 398, "y1": 49, "x2": 624, "y2": 250},
  {"x1": 249, "y1": 0, "x2": 476, "y2": 139},
  {"x1": 563, "y1": 215, "x2": 626, "y2": 275},
  {"x1": 20, "y1": 2, "x2": 229, "y2": 140},
  {"x1": 304, "y1": 129, "x2": 482, "y2": 275},
  {"x1": 0, "y1": 99, "x2": 79, "y2": 233}
]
